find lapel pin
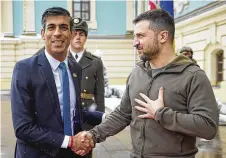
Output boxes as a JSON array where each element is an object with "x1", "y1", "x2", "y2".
[{"x1": 73, "y1": 73, "x2": 77, "y2": 78}]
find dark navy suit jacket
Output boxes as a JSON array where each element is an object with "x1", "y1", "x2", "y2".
[{"x1": 11, "y1": 49, "x2": 103, "y2": 158}]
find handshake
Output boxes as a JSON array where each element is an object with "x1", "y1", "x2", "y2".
[{"x1": 68, "y1": 131, "x2": 95, "y2": 156}]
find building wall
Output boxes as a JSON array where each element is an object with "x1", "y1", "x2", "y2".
[
  {"x1": 1, "y1": 0, "x2": 135, "y2": 93},
  {"x1": 4, "y1": 0, "x2": 225, "y2": 104},
  {"x1": 2, "y1": 0, "x2": 128, "y2": 37},
  {"x1": 13, "y1": 1, "x2": 23, "y2": 37},
  {"x1": 175, "y1": 3, "x2": 226, "y2": 102},
  {"x1": 89, "y1": 0, "x2": 126, "y2": 35},
  {"x1": 0, "y1": 38, "x2": 134, "y2": 92},
  {"x1": 174, "y1": 0, "x2": 213, "y2": 18},
  {"x1": 34, "y1": 1, "x2": 68, "y2": 36}
]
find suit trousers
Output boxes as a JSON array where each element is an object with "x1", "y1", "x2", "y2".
[
  {"x1": 56, "y1": 148, "x2": 83, "y2": 158},
  {"x1": 56, "y1": 148, "x2": 93, "y2": 158}
]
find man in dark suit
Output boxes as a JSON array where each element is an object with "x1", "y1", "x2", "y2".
[
  {"x1": 11, "y1": 7, "x2": 103, "y2": 158},
  {"x1": 68, "y1": 18, "x2": 105, "y2": 158}
]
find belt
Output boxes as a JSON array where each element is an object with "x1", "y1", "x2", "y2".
[{"x1": 80, "y1": 93, "x2": 94, "y2": 100}]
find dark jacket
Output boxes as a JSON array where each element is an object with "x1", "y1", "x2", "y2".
[
  {"x1": 68, "y1": 50, "x2": 105, "y2": 113},
  {"x1": 90, "y1": 55, "x2": 218, "y2": 158},
  {"x1": 11, "y1": 49, "x2": 103, "y2": 158}
]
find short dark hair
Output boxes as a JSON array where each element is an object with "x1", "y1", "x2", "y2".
[
  {"x1": 41, "y1": 7, "x2": 73, "y2": 32},
  {"x1": 133, "y1": 9, "x2": 175, "y2": 43},
  {"x1": 179, "y1": 46, "x2": 193, "y2": 55}
]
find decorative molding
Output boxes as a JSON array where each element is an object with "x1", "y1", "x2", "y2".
[
  {"x1": 88, "y1": 35, "x2": 132, "y2": 39},
  {"x1": 175, "y1": 1, "x2": 226, "y2": 23},
  {"x1": 175, "y1": 3, "x2": 226, "y2": 34},
  {"x1": 174, "y1": 0, "x2": 189, "y2": 14}
]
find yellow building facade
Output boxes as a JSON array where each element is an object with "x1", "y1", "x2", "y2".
[
  {"x1": 1, "y1": 1, "x2": 226, "y2": 102},
  {"x1": 0, "y1": 0, "x2": 137, "y2": 93},
  {"x1": 175, "y1": 2, "x2": 226, "y2": 102}
]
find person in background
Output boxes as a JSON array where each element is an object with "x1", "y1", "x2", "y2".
[
  {"x1": 68, "y1": 18, "x2": 105, "y2": 158},
  {"x1": 179, "y1": 46, "x2": 197, "y2": 63}
]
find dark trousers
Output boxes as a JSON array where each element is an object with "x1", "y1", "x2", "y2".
[
  {"x1": 56, "y1": 148, "x2": 92, "y2": 158},
  {"x1": 56, "y1": 148, "x2": 84, "y2": 158}
]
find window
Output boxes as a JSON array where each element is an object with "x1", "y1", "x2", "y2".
[
  {"x1": 216, "y1": 51, "x2": 224, "y2": 84},
  {"x1": 73, "y1": 0, "x2": 90, "y2": 21},
  {"x1": 70, "y1": 0, "x2": 97, "y2": 29}
]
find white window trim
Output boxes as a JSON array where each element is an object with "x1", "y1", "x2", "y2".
[{"x1": 68, "y1": 0, "x2": 97, "y2": 29}]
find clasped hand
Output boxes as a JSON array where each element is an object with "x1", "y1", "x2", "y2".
[{"x1": 70, "y1": 131, "x2": 94, "y2": 156}]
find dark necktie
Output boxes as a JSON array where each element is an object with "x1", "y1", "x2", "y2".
[
  {"x1": 75, "y1": 54, "x2": 78, "y2": 60},
  {"x1": 58, "y1": 62, "x2": 72, "y2": 136}
]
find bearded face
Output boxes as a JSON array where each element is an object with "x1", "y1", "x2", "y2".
[{"x1": 133, "y1": 21, "x2": 160, "y2": 62}]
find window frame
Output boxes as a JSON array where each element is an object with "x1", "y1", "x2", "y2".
[
  {"x1": 73, "y1": 1, "x2": 90, "y2": 21},
  {"x1": 70, "y1": 0, "x2": 97, "y2": 29},
  {"x1": 216, "y1": 51, "x2": 224, "y2": 85}
]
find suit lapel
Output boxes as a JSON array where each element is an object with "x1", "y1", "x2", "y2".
[
  {"x1": 68, "y1": 58, "x2": 83, "y2": 133},
  {"x1": 68, "y1": 59, "x2": 81, "y2": 101},
  {"x1": 78, "y1": 51, "x2": 93, "y2": 69},
  {"x1": 38, "y1": 50, "x2": 63, "y2": 125}
]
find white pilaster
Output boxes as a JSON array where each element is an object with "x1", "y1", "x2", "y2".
[
  {"x1": 23, "y1": 0, "x2": 36, "y2": 36},
  {"x1": 126, "y1": 0, "x2": 134, "y2": 35},
  {"x1": 137, "y1": 0, "x2": 145, "y2": 15},
  {"x1": 1, "y1": 0, "x2": 14, "y2": 37}
]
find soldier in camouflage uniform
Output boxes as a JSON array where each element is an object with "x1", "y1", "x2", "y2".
[{"x1": 68, "y1": 18, "x2": 105, "y2": 158}]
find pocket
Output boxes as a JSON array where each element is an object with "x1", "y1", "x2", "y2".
[{"x1": 144, "y1": 122, "x2": 184, "y2": 155}]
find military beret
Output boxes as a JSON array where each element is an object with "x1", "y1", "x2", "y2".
[{"x1": 72, "y1": 18, "x2": 88, "y2": 36}]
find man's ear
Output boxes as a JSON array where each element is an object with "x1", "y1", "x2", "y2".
[
  {"x1": 41, "y1": 29, "x2": 45, "y2": 40},
  {"x1": 159, "y1": 31, "x2": 168, "y2": 43}
]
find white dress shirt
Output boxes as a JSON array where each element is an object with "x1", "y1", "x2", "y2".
[
  {"x1": 69, "y1": 48, "x2": 84, "y2": 62},
  {"x1": 44, "y1": 50, "x2": 76, "y2": 148}
]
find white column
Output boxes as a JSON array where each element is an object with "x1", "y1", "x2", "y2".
[
  {"x1": 1, "y1": 0, "x2": 14, "y2": 37},
  {"x1": 23, "y1": 0, "x2": 36, "y2": 36},
  {"x1": 67, "y1": 0, "x2": 73, "y2": 15},
  {"x1": 137, "y1": 0, "x2": 145, "y2": 15},
  {"x1": 175, "y1": 33, "x2": 183, "y2": 53},
  {"x1": 126, "y1": 0, "x2": 134, "y2": 35}
]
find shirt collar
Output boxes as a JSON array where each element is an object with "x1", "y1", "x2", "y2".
[
  {"x1": 70, "y1": 48, "x2": 85, "y2": 60},
  {"x1": 44, "y1": 49, "x2": 69, "y2": 71}
]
